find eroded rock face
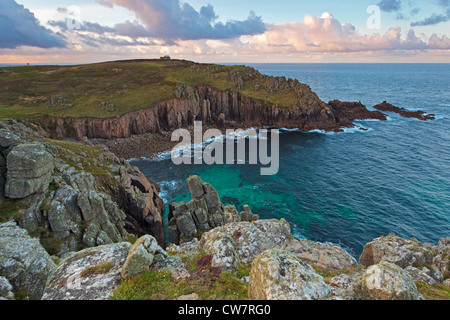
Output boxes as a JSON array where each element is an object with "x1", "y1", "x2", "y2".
[
  {"x1": 248, "y1": 249, "x2": 330, "y2": 300},
  {"x1": 282, "y1": 238, "x2": 358, "y2": 270},
  {"x1": 0, "y1": 222, "x2": 56, "y2": 300},
  {"x1": 351, "y1": 261, "x2": 423, "y2": 300},
  {"x1": 42, "y1": 242, "x2": 131, "y2": 300},
  {"x1": 5, "y1": 143, "x2": 54, "y2": 199}
]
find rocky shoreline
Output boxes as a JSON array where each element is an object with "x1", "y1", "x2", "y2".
[{"x1": 0, "y1": 148, "x2": 450, "y2": 300}]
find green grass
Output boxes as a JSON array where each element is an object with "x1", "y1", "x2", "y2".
[
  {"x1": 0, "y1": 199, "x2": 26, "y2": 223},
  {"x1": 0, "y1": 59, "x2": 322, "y2": 119},
  {"x1": 415, "y1": 281, "x2": 450, "y2": 300},
  {"x1": 112, "y1": 252, "x2": 250, "y2": 300}
]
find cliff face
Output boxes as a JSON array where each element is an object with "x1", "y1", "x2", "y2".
[{"x1": 34, "y1": 85, "x2": 384, "y2": 140}]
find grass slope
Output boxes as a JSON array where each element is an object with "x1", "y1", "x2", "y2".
[{"x1": 0, "y1": 59, "x2": 320, "y2": 119}]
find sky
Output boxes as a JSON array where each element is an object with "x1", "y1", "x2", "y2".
[{"x1": 0, "y1": 0, "x2": 449, "y2": 63}]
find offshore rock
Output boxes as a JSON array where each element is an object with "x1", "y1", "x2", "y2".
[
  {"x1": 168, "y1": 176, "x2": 227, "y2": 244},
  {"x1": 248, "y1": 249, "x2": 330, "y2": 300}
]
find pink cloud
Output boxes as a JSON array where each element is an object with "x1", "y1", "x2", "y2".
[{"x1": 247, "y1": 12, "x2": 450, "y2": 53}]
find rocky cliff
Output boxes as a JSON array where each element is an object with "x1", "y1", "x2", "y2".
[
  {"x1": 1, "y1": 173, "x2": 449, "y2": 300},
  {"x1": 0, "y1": 120, "x2": 165, "y2": 256},
  {"x1": 31, "y1": 84, "x2": 389, "y2": 142}
]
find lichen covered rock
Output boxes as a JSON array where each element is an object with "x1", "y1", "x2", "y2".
[
  {"x1": 352, "y1": 261, "x2": 423, "y2": 300},
  {"x1": 198, "y1": 231, "x2": 240, "y2": 272},
  {"x1": 282, "y1": 238, "x2": 357, "y2": 270},
  {"x1": 359, "y1": 234, "x2": 434, "y2": 268},
  {"x1": 121, "y1": 235, "x2": 167, "y2": 279},
  {"x1": 0, "y1": 221, "x2": 56, "y2": 300},
  {"x1": 5, "y1": 143, "x2": 54, "y2": 199},
  {"x1": 248, "y1": 249, "x2": 330, "y2": 300},
  {"x1": 42, "y1": 242, "x2": 131, "y2": 300}
]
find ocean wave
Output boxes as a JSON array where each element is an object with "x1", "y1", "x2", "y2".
[{"x1": 304, "y1": 126, "x2": 372, "y2": 135}]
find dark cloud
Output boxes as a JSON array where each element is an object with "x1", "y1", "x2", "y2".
[
  {"x1": 100, "y1": 0, "x2": 266, "y2": 41},
  {"x1": 411, "y1": 0, "x2": 450, "y2": 26},
  {"x1": 377, "y1": 0, "x2": 402, "y2": 12},
  {"x1": 0, "y1": 0, "x2": 66, "y2": 49}
]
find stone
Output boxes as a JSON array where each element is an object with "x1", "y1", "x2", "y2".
[
  {"x1": 0, "y1": 128, "x2": 21, "y2": 149},
  {"x1": 152, "y1": 256, "x2": 190, "y2": 281},
  {"x1": 198, "y1": 231, "x2": 240, "y2": 272},
  {"x1": 248, "y1": 249, "x2": 330, "y2": 300},
  {"x1": 405, "y1": 266, "x2": 438, "y2": 286},
  {"x1": 0, "y1": 276, "x2": 14, "y2": 300},
  {"x1": 206, "y1": 219, "x2": 291, "y2": 265},
  {"x1": 5, "y1": 143, "x2": 54, "y2": 199},
  {"x1": 359, "y1": 234, "x2": 434, "y2": 268},
  {"x1": 328, "y1": 274, "x2": 358, "y2": 299},
  {"x1": 42, "y1": 242, "x2": 131, "y2": 300},
  {"x1": 240, "y1": 205, "x2": 259, "y2": 222},
  {"x1": 0, "y1": 221, "x2": 56, "y2": 300},
  {"x1": 282, "y1": 238, "x2": 358, "y2": 270},
  {"x1": 352, "y1": 261, "x2": 423, "y2": 300},
  {"x1": 121, "y1": 235, "x2": 167, "y2": 279}
]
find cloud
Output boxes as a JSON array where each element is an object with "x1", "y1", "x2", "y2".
[
  {"x1": 411, "y1": 0, "x2": 450, "y2": 26},
  {"x1": 0, "y1": 0, "x2": 66, "y2": 49},
  {"x1": 245, "y1": 12, "x2": 450, "y2": 53},
  {"x1": 99, "y1": 0, "x2": 266, "y2": 41},
  {"x1": 377, "y1": 0, "x2": 402, "y2": 12},
  {"x1": 411, "y1": 9, "x2": 450, "y2": 26}
]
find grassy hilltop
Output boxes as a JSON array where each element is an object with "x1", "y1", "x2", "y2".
[{"x1": 0, "y1": 59, "x2": 319, "y2": 120}]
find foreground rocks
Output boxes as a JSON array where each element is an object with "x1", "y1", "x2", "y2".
[
  {"x1": 42, "y1": 242, "x2": 131, "y2": 300},
  {"x1": 0, "y1": 121, "x2": 165, "y2": 256},
  {"x1": 0, "y1": 222, "x2": 56, "y2": 300},
  {"x1": 249, "y1": 249, "x2": 330, "y2": 300},
  {"x1": 352, "y1": 261, "x2": 423, "y2": 300}
]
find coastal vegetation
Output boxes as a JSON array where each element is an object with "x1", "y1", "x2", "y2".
[{"x1": 0, "y1": 59, "x2": 319, "y2": 119}]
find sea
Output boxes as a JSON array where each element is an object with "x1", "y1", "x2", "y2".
[{"x1": 129, "y1": 63, "x2": 449, "y2": 259}]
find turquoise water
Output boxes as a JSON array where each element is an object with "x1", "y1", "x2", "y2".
[{"x1": 132, "y1": 63, "x2": 450, "y2": 259}]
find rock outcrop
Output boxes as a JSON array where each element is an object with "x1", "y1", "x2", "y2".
[
  {"x1": 42, "y1": 242, "x2": 131, "y2": 300},
  {"x1": 248, "y1": 249, "x2": 330, "y2": 300},
  {"x1": 168, "y1": 175, "x2": 228, "y2": 244},
  {"x1": 121, "y1": 235, "x2": 167, "y2": 279},
  {"x1": 373, "y1": 101, "x2": 435, "y2": 121},
  {"x1": 352, "y1": 261, "x2": 423, "y2": 300},
  {"x1": 5, "y1": 143, "x2": 54, "y2": 199},
  {"x1": 0, "y1": 221, "x2": 56, "y2": 300},
  {"x1": 360, "y1": 234, "x2": 435, "y2": 268},
  {"x1": 0, "y1": 121, "x2": 165, "y2": 252},
  {"x1": 282, "y1": 238, "x2": 358, "y2": 270}
]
